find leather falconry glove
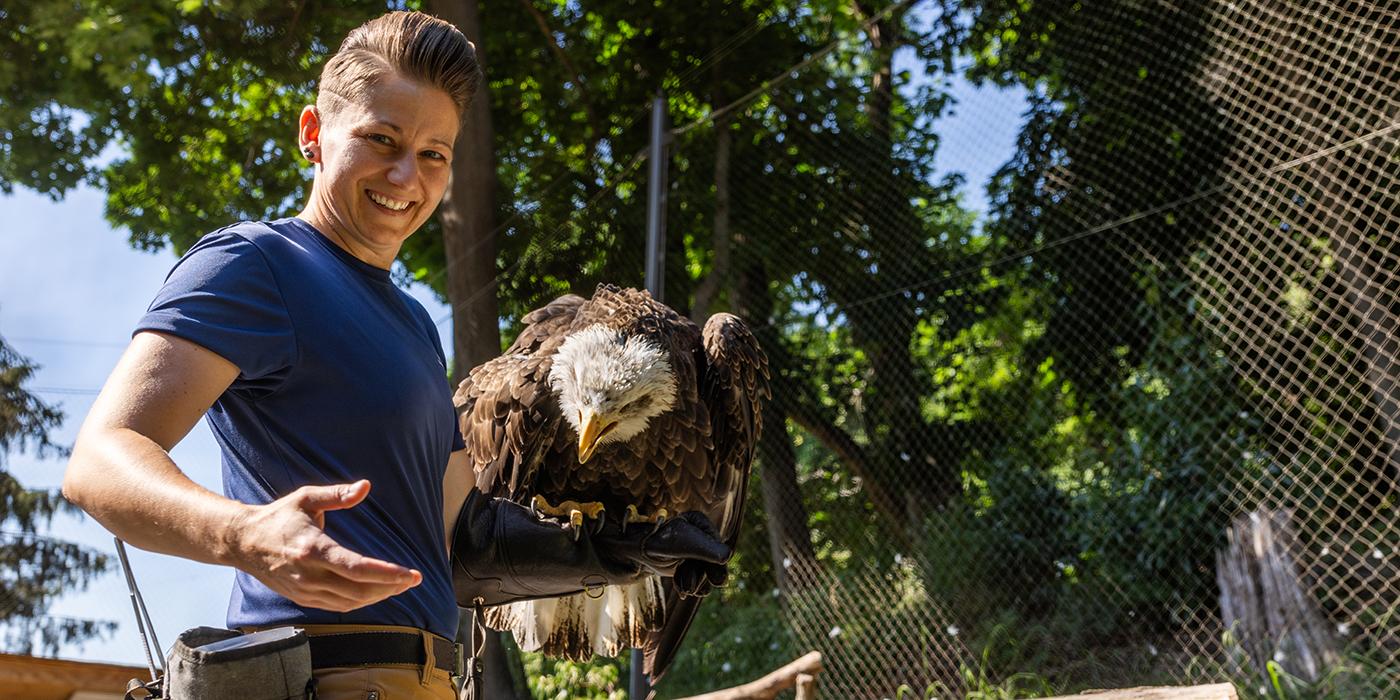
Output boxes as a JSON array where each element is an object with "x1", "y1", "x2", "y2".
[
  {"x1": 450, "y1": 489, "x2": 732, "y2": 608},
  {"x1": 592, "y1": 511, "x2": 730, "y2": 598}
]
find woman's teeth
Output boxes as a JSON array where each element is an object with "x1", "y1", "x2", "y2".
[{"x1": 368, "y1": 191, "x2": 410, "y2": 211}]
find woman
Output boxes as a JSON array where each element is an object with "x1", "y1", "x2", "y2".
[
  {"x1": 64, "y1": 12, "x2": 480, "y2": 698},
  {"x1": 64, "y1": 11, "x2": 730, "y2": 698}
]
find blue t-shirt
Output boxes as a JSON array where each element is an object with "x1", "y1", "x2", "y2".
[{"x1": 136, "y1": 217, "x2": 464, "y2": 639}]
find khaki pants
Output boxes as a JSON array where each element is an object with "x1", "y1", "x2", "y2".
[{"x1": 248, "y1": 624, "x2": 458, "y2": 700}]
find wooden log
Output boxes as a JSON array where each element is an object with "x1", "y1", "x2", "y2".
[
  {"x1": 675, "y1": 651, "x2": 823, "y2": 700},
  {"x1": 794, "y1": 672, "x2": 816, "y2": 700},
  {"x1": 1044, "y1": 684, "x2": 1238, "y2": 700}
]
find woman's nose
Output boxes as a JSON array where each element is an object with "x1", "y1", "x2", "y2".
[{"x1": 386, "y1": 152, "x2": 417, "y2": 186}]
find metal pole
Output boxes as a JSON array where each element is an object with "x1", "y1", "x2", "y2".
[
  {"x1": 644, "y1": 93, "x2": 669, "y2": 300},
  {"x1": 633, "y1": 92, "x2": 668, "y2": 700},
  {"x1": 115, "y1": 538, "x2": 164, "y2": 682}
]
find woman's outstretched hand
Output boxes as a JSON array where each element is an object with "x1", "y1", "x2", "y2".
[{"x1": 227, "y1": 479, "x2": 421, "y2": 612}]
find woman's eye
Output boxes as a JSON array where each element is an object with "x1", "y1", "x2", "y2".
[
  {"x1": 367, "y1": 133, "x2": 393, "y2": 145},
  {"x1": 421, "y1": 150, "x2": 447, "y2": 161}
]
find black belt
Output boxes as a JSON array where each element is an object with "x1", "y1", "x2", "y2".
[{"x1": 306, "y1": 630, "x2": 461, "y2": 675}]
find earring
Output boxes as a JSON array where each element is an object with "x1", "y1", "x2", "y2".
[{"x1": 302, "y1": 148, "x2": 315, "y2": 160}]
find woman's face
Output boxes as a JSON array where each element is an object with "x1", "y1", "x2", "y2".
[{"x1": 300, "y1": 70, "x2": 459, "y2": 268}]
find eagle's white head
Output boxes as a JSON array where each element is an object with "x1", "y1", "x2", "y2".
[{"x1": 549, "y1": 324, "x2": 679, "y2": 463}]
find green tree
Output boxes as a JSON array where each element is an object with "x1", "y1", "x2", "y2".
[
  {"x1": 948, "y1": 0, "x2": 1233, "y2": 407},
  {"x1": 0, "y1": 335, "x2": 111, "y2": 654},
  {"x1": 3, "y1": 0, "x2": 989, "y2": 691}
]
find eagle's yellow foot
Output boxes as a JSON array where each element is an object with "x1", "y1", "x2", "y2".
[
  {"x1": 623, "y1": 505, "x2": 669, "y2": 533},
  {"x1": 531, "y1": 496, "x2": 606, "y2": 539}
]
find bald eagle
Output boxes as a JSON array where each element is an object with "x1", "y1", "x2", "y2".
[{"x1": 453, "y1": 284, "x2": 769, "y2": 681}]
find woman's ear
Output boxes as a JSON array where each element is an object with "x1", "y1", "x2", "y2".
[{"x1": 298, "y1": 105, "x2": 322, "y2": 163}]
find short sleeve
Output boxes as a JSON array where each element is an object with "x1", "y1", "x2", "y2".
[
  {"x1": 405, "y1": 292, "x2": 466, "y2": 452},
  {"x1": 136, "y1": 230, "x2": 298, "y2": 394},
  {"x1": 432, "y1": 335, "x2": 465, "y2": 451}
]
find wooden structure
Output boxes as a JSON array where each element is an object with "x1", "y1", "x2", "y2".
[
  {"x1": 1045, "y1": 685, "x2": 1238, "y2": 699},
  {"x1": 0, "y1": 652, "x2": 149, "y2": 700},
  {"x1": 673, "y1": 654, "x2": 1235, "y2": 700}
]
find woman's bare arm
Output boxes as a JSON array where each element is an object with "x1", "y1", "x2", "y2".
[
  {"x1": 442, "y1": 448, "x2": 476, "y2": 551},
  {"x1": 63, "y1": 330, "x2": 421, "y2": 612}
]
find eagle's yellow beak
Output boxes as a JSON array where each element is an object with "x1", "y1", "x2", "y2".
[{"x1": 577, "y1": 409, "x2": 614, "y2": 463}]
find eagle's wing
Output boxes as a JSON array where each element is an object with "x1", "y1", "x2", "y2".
[
  {"x1": 452, "y1": 294, "x2": 585, "y2": 500},
  {"x1": 644, "y1": 312, "x2": 770, "y2": 683},
  {"x1": 508, "y1": 294, "x2": 586, "y2": 354},
  {"x1": 696, "y1": 313, "x2": 769, "y2": 541}
]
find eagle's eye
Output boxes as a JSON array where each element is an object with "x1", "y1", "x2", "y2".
[{"x1": 622, "y1": 395, "x2": 652, "y2": 414}]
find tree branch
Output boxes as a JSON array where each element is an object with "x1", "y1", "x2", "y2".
[
  {"x1": 774, "y1": 359, "x2": 906, "y2": 530},
  {"x1": 675, "y1": 652, "x2": 823, "y2": 700}
]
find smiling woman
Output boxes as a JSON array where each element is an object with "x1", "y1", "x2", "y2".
[
  {"x1": 59, "y1": 9, "x2": 737, "y2": 699},
  {"x1": 294, "y1": 10, "x2": 477, "y2": 272},
  {"x1": 298, "y1": 71, "x2": 460, "y2": 269},
  {"x1": 60, "y1": 11, "x2": 482, "y2": 700}
]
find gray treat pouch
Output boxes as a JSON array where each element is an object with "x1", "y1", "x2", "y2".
[{"x1": 163, "y1": 626, "x2": 313, "y2": 700}]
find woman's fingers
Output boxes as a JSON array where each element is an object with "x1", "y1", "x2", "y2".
[
  {"x1": 267, "y1": 556, "x2": 419, "y2": 612},
  {"x1": 316, "y1": 538, "x2": 421, "y2": 586},
  {"x1": 236, "y1": 480, "x2": 423, "y2": 613},
  {"x1": 273, "y1": 536, "x2": 420, "y2": 610}
]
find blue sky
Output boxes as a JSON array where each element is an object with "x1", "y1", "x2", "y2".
[{"x1": 0, "y1": 73, "x2": 1025, "y2": 665}]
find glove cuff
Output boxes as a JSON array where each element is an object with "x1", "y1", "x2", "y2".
[{"x1": 450, "y1": 490, "x2": 641, "y2": 607}]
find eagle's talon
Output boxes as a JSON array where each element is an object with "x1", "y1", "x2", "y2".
[
  {"x1": 530, "y1": 494, "x2": 550, "y2": 518},
  {"x1": 532, "y1": 496, "x2": 607, "y2": 531},
  {"x1": 624, "y1": 504, "x2": 669, "y2": 533}
]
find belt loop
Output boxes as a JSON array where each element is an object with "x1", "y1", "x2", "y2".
[{"x1": 419, "y1": 630, "x2": 433, "y2": 687}]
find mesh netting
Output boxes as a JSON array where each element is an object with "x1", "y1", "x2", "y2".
[{"x1": 450, "y1": 0, "x2": 1399, "y2": 696}]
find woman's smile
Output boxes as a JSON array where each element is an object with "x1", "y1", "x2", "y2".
[
  {"x1": 366, "y1": 189, "x2": 413, "y2": 213},
  {"x1": 297, "y1": 70, "x2": 458, "y2": 269}
]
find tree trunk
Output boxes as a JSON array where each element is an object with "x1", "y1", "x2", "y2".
[
  {"x1": 692, "y1": 114, "x2": 732, "y2": 323},
  {"x1": 1332, "y1": 229, "x2": 1400, "y2": 504},
  {"x1": 429, "y1": 0, "x2": 501, "y2": 382},
  {"x1": 757, "y1": 393, "x2": 817, "y2": 593},
  {"x1": 732, "y1": 247, "x2": 818, "y2": 594},
  {"x1": 426, "y1": 2, "x2": 519, "y2": 697},
  {"x1": 1215, "y1": 509, "x2": 1339, "y2": 683},
  {"x1": 844, "y1": 1, "x2": 959, "y2": 517},
  {"x1": 1319, "y1": 13, "x2": 1400, "y2": 513}
]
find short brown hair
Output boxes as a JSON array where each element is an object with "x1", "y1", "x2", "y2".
[{"x1": 318, "y1": 11, "x2": 482, "y2": 123}]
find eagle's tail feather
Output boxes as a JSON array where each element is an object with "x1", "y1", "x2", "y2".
[{"x1": 483, "y1": 577, "x2": 666, "y2": 662}]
